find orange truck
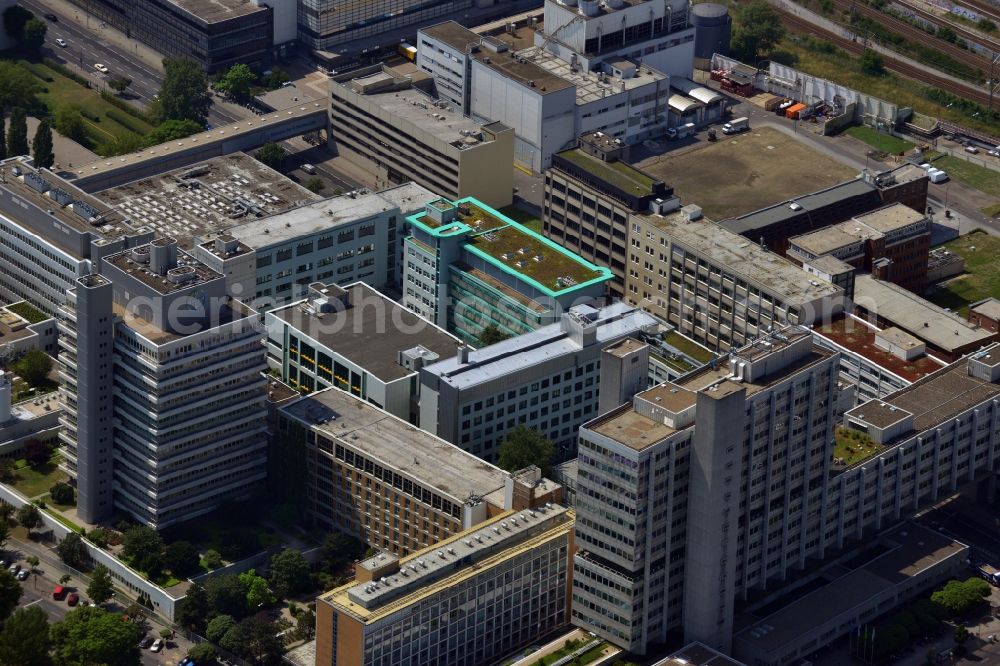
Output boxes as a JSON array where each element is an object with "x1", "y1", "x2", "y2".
[{"x1": 785, "y1": 103, "x2": 807, "y2": 119}]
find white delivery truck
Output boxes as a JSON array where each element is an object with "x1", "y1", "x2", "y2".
[{"x1": 722, "y1": 117, "x2": 749, "y2": 134}]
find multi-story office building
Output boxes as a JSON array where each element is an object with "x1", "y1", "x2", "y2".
[
  {"x1": 572, "y1": 327, "x2": 1000, "y2": 657},
  {"x1": 58, "y1": 239, "x2": 267, "y2": 528},
  {"x1": 544, "y1": 132, "x2": 673, "y2": 298},
  {"x1": 0, "y1": 371, "x2": 61, "y2": 459},
  {"x1": 298, "y1": 0, "x2": 472, "y2": 51},
  {"x1": 626, "y1": 206, "x2": 847, "y2": 352},
  {"x1": 330, "y1": 64, "x2": 515, "y2": 209},
  {"x1": 315, "y1": 503, "x2": 575, "y2": 666},
  {"x1": 64, "y1": 0, "x2": 282, "y2": 72},
  {"x1": 0, "y1": 159, "x2": 153, "y2": 315},
  {"x1": 786, "y1": 203, "x2": 931, "y2": 293},
  {"x1": 279, "y1": 386, "x2": 564, "y2": 554},
  {"x1": 419, "y1": 302, "x2": 659, "y2": 461},
  {"x1": 403, "y1": 196, "x2": 612, "y2": 345},
  {"x1": 265, "y1": 281, "x2": 461, "y2": 422}
]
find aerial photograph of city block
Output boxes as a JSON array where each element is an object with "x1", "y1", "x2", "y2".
[{"x1": 0, "y1": 0, "x2": 998, "y2": 664}]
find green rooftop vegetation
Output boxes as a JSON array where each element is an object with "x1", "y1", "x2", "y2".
[
  {"x1": 833, "y1": 426, "x2": 884, "y2": 466},
  {"x1": 926, "y1": 231, "x2": 1000, "y2": 317},
  {"x1": 557, "y1": 149, "x2": 656, "y2": 196},
  {"x1": 4, "y1": 301, "x2": 47, "y2": 324},
  {"x1": 662, "y1": 330, "x2": 714, "y2": 363}
]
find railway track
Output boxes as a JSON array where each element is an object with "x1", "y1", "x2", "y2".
[
  {"x1": 894, "y1": 0, "x2": 1000, "y2": 52},
  {"x1": 954, "y1": 0, "x2": 1000, "y2": 26},
  {"x1": 833, "y1": 0, "x2": 991, "y2": 77},
  {"x1": 777, "y1": 7, "x2": 995, "y2": 106}
]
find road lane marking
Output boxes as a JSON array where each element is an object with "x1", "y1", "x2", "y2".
[{"x1": 21, "y1": 598, "x2": 41, "y2": 608}]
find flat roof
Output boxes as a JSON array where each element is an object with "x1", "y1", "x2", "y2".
[
  {"x1": 845, "y1": 400, "x2": 913, "y2": 429},
  {"x1": 852, "y1": 203, "x2": 926, "y2": 233},
  {"x1": 169, "y1": 0, "x2": 265, "y2": 22},
  {"x1": 970, "y1": 297, "x2": 1000, "y2": 321},
  {"x1": 637, "y1": 211, "x2": 843, "y2": 305},
  {"x1": 349, "y1": 84, "x2": 496, "y2": 146},
  {"x1": 736, "y1": 524, "x2": 966, "y2": 656},
  {"x1": 96, "y1": 153, "x2": 319, "y2": 248},
  {"x1": 0, "y1": 312, "x2": 39, "y2": 345},
  {"x1": 112, "y1": 298, "x2": 256, "y2": 345},
  {"x1": 269, "y1": 283, "x2": 461, "y2": 382},
  {"x1": 227, "y1": 189, "x2": 396, "y2": 249},
  {"x1": 654, "y1": 642, "x2": 746, "y2": 666},
  {"x1": 282, "y1": 387, "x2": 509, "y2": 505},
  {"x1": 876, "y1": 326, "x2": 922, "y2": 350},
  {"x1": 604, "y1": 337, "x2": 647, "y2": 358},
  {"x1": 514, "y1": 47, "x2": 666, "y2": 105},
  {"x1": 589, "y1": 405, "x2": 679, "y2": 451},
  {"x1": 423, "y1": 303, "x2": 658, "y2": 389},
  {"x1": 804, "y1": 254, "x2": 853, "y2": 276},
  {"x1": 104, "y1": 242, "x2": 221, "y2": 295},
  {"x1": 70, "y1": 102, "x2": 327, "y2": 181},
  {"x1": 870, "y1": 352, "x2": 1000, "y2": 433},
  {"x1": 721, "y1": 178, "x2": 874, "y2": 234},
  {"x1": 813, "y1": 316, "x2": 943, "y2": 382},
  {"x1": 853, "y1": 275, "x2": 995, "y2": 352},
  {"x1": 7, "y1": 391, "x2": 61, "y2": 422},
  {"x1": 555, "y1": 149, "x2": 657, "y2": 197},
  {"x1": 322, "y1": 505, "x2": 574, "y2": 624},
  {"x1": 789, "y1": 225, "x2": 864, "y2": 257},
  {"x1": 420, "y1": 21, "x2": 482, "y2": 52},
  {"x1": 472, "y1": 49, "x2": 574, "y2": 95}
]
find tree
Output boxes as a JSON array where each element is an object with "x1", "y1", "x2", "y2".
[
  {"x1": 205, "y1": 614, "x2": 235, "y2": 643},
  {"x1": 174, "y1": 583, "x2": 208, "y2": 631},
  {"x1": 7, "y1": 108, "x2": 28, "y2": 158},
  {"x1": 0, "y1": 502, "x2": 15, "y2": 523},
  {"x1": 269, "y1": 549, "x2": 310, "y2": 598},
  {"x1": 0, "y1": 63, "x2": 40, "y2": 112},
  {"x1": 121, "y1": 526, "x2": 163, "y2": 575},
  {"x1": 303, "y1": 177, "x2": 325, "y2": 193},
  {"x1": 186, "y1": 642, "x2": 218, "y2": 665},
  {"x1": 954, "y1": 624, "x2": 970, "y2": 647},
  {"x1": 21, "y1": 18, "x2": 45, "y2": 53},
  {"x1": 220, "y1": 616, "x2": 283, "y2": 665},
  {"x1": 163, "y1": 540, "x2": 199, "y2": 577},
  {"x1": 30, "y1": 118, "x2": 53, "y2": 169},
  {"x1": 216, "y1": 64, "x2": 257, "y2": 100},
  {"x1": 317, "y1": 533, "x2": 364, "y2": 575},
  {"x1": 22, "y1": 439, "x2": 50, "y2": 466},
  {"x1": 931, "y1": 578, "x2": 991, "y2": 617},
  {"x1": 58, "y1": 574, "x2": 71, "y2": 586},
  {"x1": 478, "y1": 323, "x2": 510, "y2": 345},
  {"x1": 203, "y1": 549, "x2": 223, "y2": 570},
  {"x1": 108, "y1": 76, "x2": 132, "y2": 95},
  {"x1": 15, "y1": 504, "x2": 42, "y2": 535},
  {"x1": 262, "y1": 67, "x2": 289, "y2": 90},
  {"x1": 0, "y1": 114, "x2": 6, "y2": 161},
  {"x1": 731, "y1": 0, "x2": 785, "y2": 61},
  {"x1": 49, "y1": 482, "x2": 74, "y2": 506},
  {"x1": 860, "y1": 49, "x2": 885, "y2": 75},
  {"x1": 0, "y1": 522, "x2": 8, "y2": 551},
  {"x1": 239, "y1": 569, "x2": 274, "y2": 609},
  {"x1": 157, "y1": 58, "x2": 212, "y2": 125},
  {"x1": 53, "y1": 105, "x2": 86, "y2": 144},
  {"x1": 14, "y1": 349, "x2": 52, "y2": 386},
  {"x1": 296, "y1": 609, "x2": 315, "y2": 640},
  {"x1": 498, "y1": 426, "x2": 555, "y2": 477},
  {"x1": 978, "y1": 17, "x2": 997, "y2": 32},
  {"x1": 87, "y1": 564, "x2": 114, "y2": 604},
  {"x1": 142, "y1": 119, "x2": 202, "y2": 147},
  {"x1": 56, "y1": 533, "x2": 89, "y2": 569},
  {"x1": 122, "y1": 603, "x2": 149, "y2": 634},
  {"x1": 49, "y1": 606, "x2": 142, "y2": 666},
  {"x1": 0, "y1": 604, "x2": 50, "y2": 666},
  {"x1": 254, "y1": 142, "x2": 285, "y2": 171},
  {"x1": 3, "y1": 6, "x2": 32, "y2": 44},
  {"x1": 25, "y1": 555, "x2": 38, "y2": 572},
  {"x1": 205, "y1": 574, "x2": 248, "y2": 619},
  {"x1": 0, "y1": 570, "x2": 21, "y2": 621}
]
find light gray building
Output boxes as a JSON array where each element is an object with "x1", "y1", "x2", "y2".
[
  {"x1": 58, "y1": 239, "x2": 267, "y2": 528},
  {"x1": 419, "y1": 302, "x2": 659, "y2": 461},
  {"x1": 573, "y1": 328, "x2": 1000, "y2": 656}
]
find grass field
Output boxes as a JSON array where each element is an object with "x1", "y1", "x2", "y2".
[
  {"x1": 636, "y1": 127, "x2": 857, "y2": 220},
  {"x1": 925, "y1": 231, "x2": 1000, "y2": 316},
  {"x1": 663, "y1": 330, "x2": 714, "y2": 363},
  {"x1": 844, "y1": 125, "x2": 914, "y2": 154},
  {"x1": 19, "y1": 60, "x2": 153, "y2": 153},
  {"x1": 931, "y1": 155, "x2": 1000, "y2": 199},
  {"x1": 11, "y1": 459, "x2": 67, "y2": 499}
]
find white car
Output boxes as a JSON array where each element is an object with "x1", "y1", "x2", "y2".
[
  {"x1": 55, "y1": 38, "x2": 67, "y2": 47},
  {"x1": 94, "y1": 63, "x2": 109, "y2": 74},
  {"x1": 150, "y1": 639, "x2": 164, "y2": 653}
]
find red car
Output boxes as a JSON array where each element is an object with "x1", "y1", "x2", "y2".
[
  {"x1": 67, "y1": 593, "x2": 79, "y2": 606},
  {"x1": 52, "y1": 586, "x2": 67, "y2": 600}
]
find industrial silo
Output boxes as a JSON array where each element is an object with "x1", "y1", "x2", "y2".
[{"x1": 691, "y1": 2, "x2": 732, "y2": 65}]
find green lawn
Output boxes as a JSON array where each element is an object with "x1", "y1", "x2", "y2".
[
  {"x1": 834, "y1": 427, "x2": 884, "y2": 465},
  {"x1": 528, "y1": 640, "x2": 605, "y2": 666},
  {"x1": 932, "y1": 155, "x2": 1000, "y2": 199},
  {"x1": 18, "y1": 60, "x2": 153, "y2": 153},
  {"x1": 925, "y1": 231, "x2": 1000, "y2": 316},
  {"x1": 663, "y1": 330, "x2": 714, "y2": 363},
  {"x1": 982, "y1": 202, "x2": 1000, "y2": 217},
  {"x1": 498, "y1": 205, "x2": 543, "y2": 233},
  {"x1": 10, "y1": 459, "x2": 67, "y2": 499},
  {"x1": 45, "y1": 508, "x2": 83, "y2": 533},
  {"x1": 844, "y1": 125, "x2": 914, "y2": 154}
]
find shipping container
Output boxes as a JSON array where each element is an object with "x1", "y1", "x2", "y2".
[
  {"x1": 785, "y1": 103, "x2": 807, "y2": 119},
  {"x1": 763, "y1": 96, "x2": 784, "y2": 112}
]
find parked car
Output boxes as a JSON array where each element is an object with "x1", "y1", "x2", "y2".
[
  {"x1": 43, "y1": 12, "x2": 58, "y2": 21},
  {"x1": 150, "y1": 638, "x2": 164, "y2": 653},
  {"x1": 139, "y1": 637, "x2": 154, "y2": 649},
  {"x1": 55, "y1": 38, "x2": 67, "y2": 47},
  {"x1": 66, "y1": 593, "x2": 79, "y2": 606},
  {"x1": 989, "y1": 148, "x2": 1000, "y2": 157},
  {"x1": 966, "y1": 145, "x2": 980, "y2": 154},
  {"x1": 8, "y1": 564, "x2": 20, "y2": 575},
  {"x1": 94, "y1": 63, "x2": 109, "y2": 74},
  {"x1": 52, "y1": 585, "x2": 67, "y2": 600},
  {"x1": 16, "y1": 570, "x2": 28, "y2": 581}
]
